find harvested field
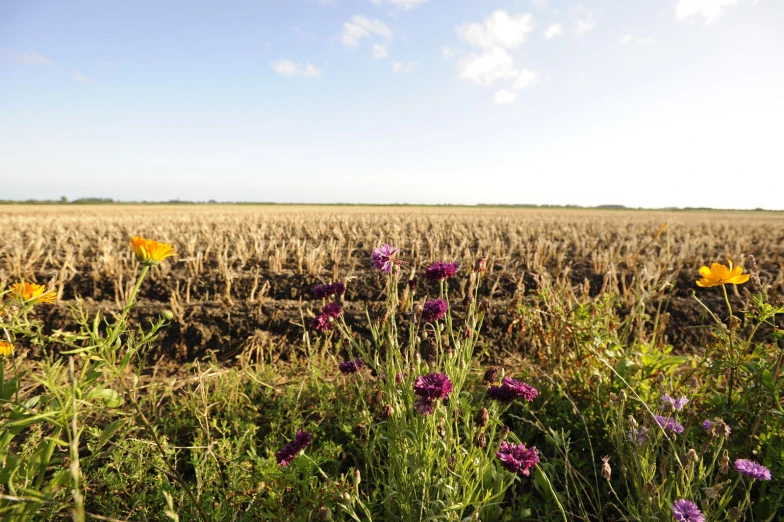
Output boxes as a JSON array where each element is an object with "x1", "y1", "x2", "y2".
[{"x1": 2, "y1": 205, "x2": 783, "y2": 365}]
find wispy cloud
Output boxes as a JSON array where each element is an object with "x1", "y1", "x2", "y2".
[
  {"x1": 442, "y1": 46, "x2": 457, "y2": 59},
  {"x1": 544, "y1": 23, "x2": 563, "y2": 40},
  {"x1": 372, "y1": 0, "x2": 430, "y2": 10},
  {"x1": 620, "y1": 33, "x2": 657, "y2": 45},
  {"x1": 392, "y1": 60, "x2": 417, "y2": 73},
  {"x1": 72, "y1": 71, "x2": 89, "y2": 83},
  {"x1": 341, "y1": 16, "x2": 393, "y2": 48},
  {"x1": 675, "y1": 0, "x2": 737, "y2": 24},
  {"x1": 572, "y1": 6, "x2": 597, "y2": 37},
  {"x1": 492, "y1": 89, "x2": 517, "y2": 105},
  {"x1": 456, "y1": 11, "x2": 534, "y2": 50},
  {"x1": 271, "y1": 60, "x2": 322, "y2": 78},
  {"x1": 17, "y1": 51, "x2": 53, "y2": 65},
  {"x1": 372, "y1": 44, "x2": 388, "y2": 59}
]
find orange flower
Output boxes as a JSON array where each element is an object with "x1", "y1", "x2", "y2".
[
  {"x1": 130, "y1": 236, "x2": 176, "y2": 266},
  {"x1": 0, "y1": 341, "x2": 13, "y2": 357},
  {"x1": 9, "y1": 281, "x2": 56, "y2": 304},
  {"x1": 696, "y1": 261, "x2": 750, "y2": 288}
]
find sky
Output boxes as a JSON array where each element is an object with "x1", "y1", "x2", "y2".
[{"x1": 1, "y1": 0, "x2": 783, "y2": 208}]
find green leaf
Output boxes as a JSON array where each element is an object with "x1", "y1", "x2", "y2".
[{"x1": 86, "y1": 388, "x2": 124, "y2": 408}]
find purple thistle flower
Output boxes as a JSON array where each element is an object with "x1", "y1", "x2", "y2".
[
  {"x1": 734, "y1": 459, "x2": 772, "y2": 481},
  {"x1": 671, "y1": 499, "x2": 704, "y2": 522},
  {"x1": 339, "y1": 359, "x2": 363, "y2": 374},
  {"x1": 661, "y1": 394, "x2": 690, "y2": 412},
  {"x1": 313, "y1": 284, "x2": 329, "y2": 299},
  {"x1": 275, "y1": 430, "x2": 312, "y2": 467},
  {"x1": 496, "y1": 441, "x2": 539, "y2": 476},
  {"x1": 701, "y1": 419, "x2": 711, "y2": 431},
  {"x1": 371, "y1": 244, "x2": 399, "y2": 274},
  {"x1": 413, "y1": 372, "x2": 453, "y2": 401},
  {"x1": 414, "y1": 398, "x2": 435, "y2": 416},
  {"x1": 330, "y1": 281, "x2": 346, "y2": 296},
  {"x1": 321, "y1": 302, "x2": 342, "y2": 319},
  {"x1": 421, "y1": 298, "x2": 448, "y2": 322},
  {"x1": 313, "y1": 282, "x2": 346, "y2": 299},
  {"x1": 311, "y1": 314, "x2": 332, "y2": 333},
  {"x1": 654, "y1": 415, "x2": 684, "y2": 434},
  {"x1": 425, "y1": 262, "x2": 459, "y2": 281},
  {"x1": 630, "y1": 427, "x2": 647, "y2": 446},
  {"x1": 487, "y1": 377, "x2": 538, "y2": 403}
]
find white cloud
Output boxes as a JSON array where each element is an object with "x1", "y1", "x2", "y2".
[
  {"x1": 341, "y1": 16, "x2": 393, "y2": 48},
  {"x1": 457, "y1": 47, "x2": 518, "y2": 86},
  {"x1": 513, "y1": 69, "x2": 539, "y2": 89},
  {"x1": 393, "y1": 60, "x2": 417, "y2": 73},
  {"x1": 675, "y1": 0, "x2": 737, "y2": 23},
  {"x1": 72, "y1": 71, "x2": 89, "y2": 84},
  {"x1": 532, "y1": 0, "x2": 549, "y2": 8},
  {"x1": 492, "y1": 89, "x2": 517, "y2": 105},
  {"x1": 456, "y1": 11, "x2": 534, "y2": 50},
  {"x1": 621, "y1": 33, "x2": 657, "y2": 45},
  {"x1": 372, "y1": 44, "x2": 388, "y2": 59},
  {"x1": 372, "y1": 0, "x2": 430, "y2": 10},
  {"x1": 17, "y1": 51, "x2": 52, "y2": 65},
  {"x1": 544, "y1": 23, "x2": 563, "y2": 39},
  {"x1": 271, "y1": 60, "x2": 322, "y2": 78},
  {"x1": 442, "y1": 46, "x2": 457, "y2": 59},
  {"x1": 572, "y1": 7, "x2": 596, "y2": 37}
]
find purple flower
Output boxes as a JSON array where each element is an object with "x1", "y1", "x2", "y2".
[
  {"x1": 339, "y1": 359, "x2": 363, "y2": 374},
  {"x1": 629, "y1": 427, "x2": 647, "y2": 446},
  {"x1": 371, "y1": 244, "x2": 399, "y2": 274},
  {"x1": 313, "y1": 284, "x2": 329, "y2": 299},
  {"x1": 734, "y1": 459, "x2": 772, "y2": 481},
  {"x1": 313, "y1": 281, "x2": 346, "y2": 299},
  {"x1": 275, "y1": 430, "x2": 312, "y2": 467},
  {"x1": 654, "y1": 415, "x2": 684, "y2": 434},
  {"x1": 487, "y1": 378, "x2": 538, "y2": 403},
  {"x1": 311, "y1": 314, "x2": 332, "y2": 333},
  {"x1": 414, "y1": 373, "x2": 453, "y2": 401},
  {"x1": 671, "y1": 499, "x2": 704, "y2": 522},
  {"x1": 661, "y1": 394, "x2": 689, "y2": 411},
  {"x1": 421, "y1": 298, "x2": 448, "y2": 322},
  {"x1": 702, "y1": 418, "x2": 732, "y2": 438},
  {"x1": 701, "y1": 419, "x2": 711, "y2": 431},
  {"x1": 330, "y1": 281, "x2": 346, "y2": 296},
  {"x1": 414, "y1": 398, "x2": 435, "y2": 416},
  {"x1": 425, "y1": 262, "x2": 459, "y2": 281},
  {"x1": 496, "y1": 441, "x2": 539, "y2": 476},
  {"x1": 321, "y1": 302, "x2": 342, "y2": 319}
]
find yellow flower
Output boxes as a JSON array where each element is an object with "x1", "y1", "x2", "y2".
[
  {"x1": 696, "y1": 261, "x2": 750, "y2": 288},
  {"x1": 9, "y1": 281, "x2": 56, "y2": 304},
  {"x1": 0, "y1": 341, "x2": 13, "y2": 357},
  {"x1": 130, "y1": 236, "x2": 176, "y2": 266}
]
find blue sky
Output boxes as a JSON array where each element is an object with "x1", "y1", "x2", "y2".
[{"x1": 1, "y1": 0, "x2": 783, "y2": 208}]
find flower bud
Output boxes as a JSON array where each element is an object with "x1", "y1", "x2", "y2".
[
  {"x1": 382, "y1": 404, "x2": 394, "y2": 419},
  {"x1": 483, "y1": 367, "x2": 499, "y2": 383},
  {"x1": 474, "y1": 257, "x2": 486, "y2": 273},
  {"x1": 161, "y1": 310, "x2": 174, "y2": 321},
  {"x1": 476, "y1": 431, "x2": 487, "y2": 448},
  {"x1": 476, "y1": 407, "x2": 489, "y2": 428},
  {"x1": 353, "y1": 469, "x2": 361, "y2": 486},
  {"x1": 500, "y1": 425, "x2": 509, "y2": 440},
  {"x1": 317, "y1": 507, "x2": 332, "y2": 521},
  {"x1": 600, "y1": 456, "x2": 611, "y2": 481},
  {"x1": 719, "y1": 450, "x2": 729, "y2": 474}
]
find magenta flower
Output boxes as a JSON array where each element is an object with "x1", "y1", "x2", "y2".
[
  {"x1": 371, "y1": 244, "x2": 399, "y2": 274},
  {"x1": 321, "y1": 302, "x2": 342, "y2": 319},
  {"x1": 487, "y1": 377, "x2": 538, "y2": 403},
  {"x1": 275, "y1": 430, "x2": 312, "y2": 466},
  {"x1": 339, "y1": 359, "x2": 363, "y2": 374},
  {"x1": 661, "y1": 394, "x2": 689, "y2": 411},
  {"x1": 734, "y1": 459, "x2": 772, "y2": 480},
  {"x1": 414, "y1": 372, "x2": 453, "y2": 401},
  {"x1": 496, "y1": 441, "x2": 539, "y2": 476},
  {"x1": 654, "y1": 415, "x2": 684, "y2": 434},
  {"x1": 313, "y1": 282, "x2": 346, "y2": 299},
  {"x1": 421, "y1": 298, "x2": 448, "y2": 322},
  {"x1": 425, "y1": 262, "x2": 459, "y2": 281},
  {"x1": 671, "y1": 499, "x2": 704, "y2": 522},
  {"x1": 310, "y1": 314, "x2": 332, "y2": 333},
  {"x1": 414, "y1": 398, "x2": 435, "y2": 416}
]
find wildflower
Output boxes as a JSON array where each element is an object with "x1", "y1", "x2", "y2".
[
  {"x1": 629, "y1": 427, "x2": 647, "y2": 446},
  {"x1": 313, "y1": 282, "x2": 345, "y2": 299},
  {"x1": 321, "y1": 302, "x2": 342, "y2": 319},
  {"x1": 311, "y1": 314, "x2": 332, "y2": 333},
  {"x1": 696, "y1": 260, "x2": 750, "y2": 287},
  {"x1": 0, "y1": 341, "x2": 14, "y2": 357},
  {"x1": 130, "y1": 236, "x2": 176, "y2": 266},
  {"x1": 685, "y1": 448, "x2": 699, "y2": 465},
  {"x1": 275, "y1": 430, "x2": 312, "y2": 466},
  {"x1": 734, "y1": 459, "x2": 772, "y2": 480},
  {"x1": 474, "y1": 257, "x2": 486, "y2": 273},
  {"x1": 371, "y1": 244, "x2": 399, "y2": 274},
  {"x1": 338, "y1": 359, "x2": 363, "y2": 374},
  {"x1": 671, "y1": 499, "x2": 705, "y2": 522},
  {"x1": 487, "y1": 377, "x2": 538, "y2": 403},
  {"x1": 702, "y1": 418, "x2": 731, "y2": 438},
  {"x1": 483, "y1": 367, "x2": 499, "y2": 383},
  {"x1": 476, "y1": 407, "x2": 489, "y2": 428},
  {"x1": 719, "y1": 450, "x2": 729, "y2": 474},
  {"x1": 10, "y1": 281, "x2": 56, "y2": 304},
  {"x1": 702, "y1": 480, "x2": 730, "y2": 500},
  {"x1": 413, "y1": 372, "x2": 453, "y2": 401},
  {"x1": 601, "y1": 456, "x2": 611, "y2": 481},
  {"x1": 407, "y1": 278, "x2": 418, "y2": 289},
  {"x1": 654, "y1": 415, "x2": 684, "y2": 434},
  {"x1": 496, "y1": 441, "x2": 539, "y2": 476},
  {"x1": 661, "y1": 394, "x2": 689, "y2": 411},
  {"x1": 421, "y1": 298, "x2": 448, "y2": 322},
  {"x1": 414, "y1": 398, "x2": 435, "y2": 416},
  {"x1": 425, "y1": 262, "x2": 459, "y2": 281},
  {"x1": 476, "y1": 431, "x2": 487, "y2": 448}
]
